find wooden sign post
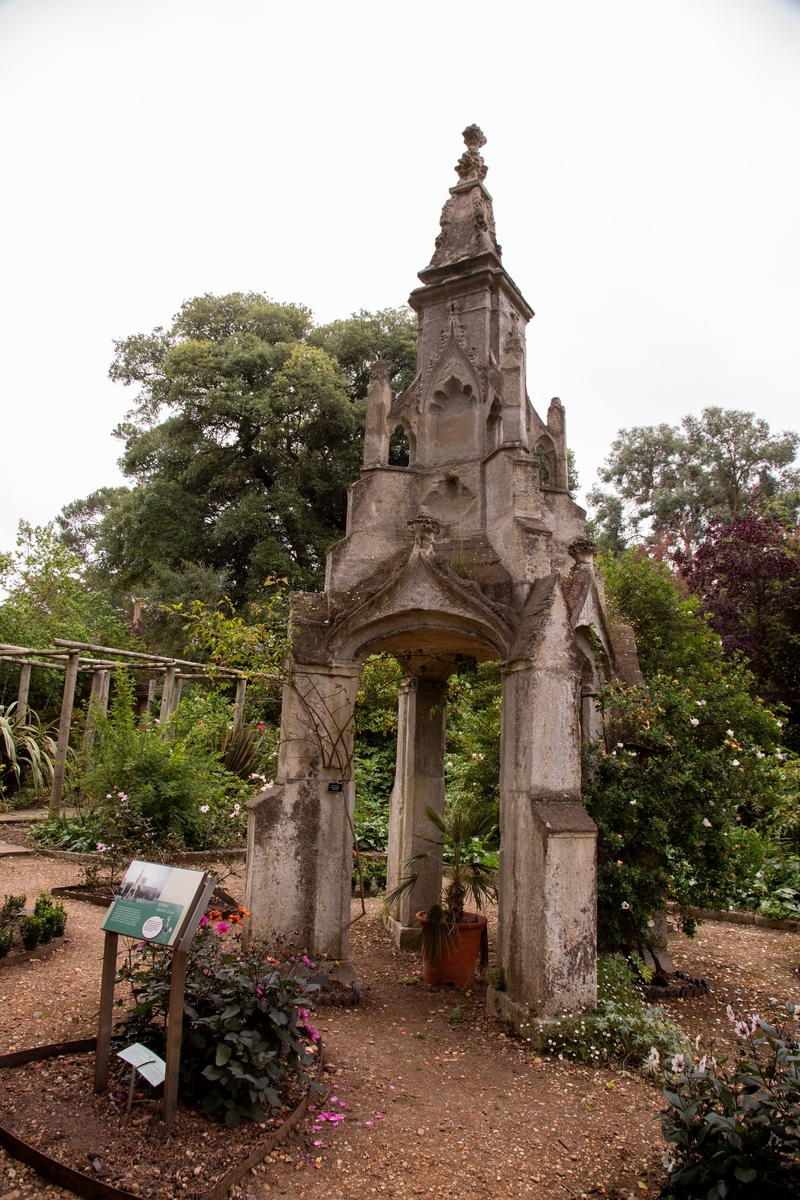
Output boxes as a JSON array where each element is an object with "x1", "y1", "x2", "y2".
[{"x1": 94, "y1": 861, "x2": 216, "y2": 1123}]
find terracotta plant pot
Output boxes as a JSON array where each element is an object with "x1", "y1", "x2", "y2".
[{"x1": 415, "y1": 911, "x2": 488, "y2": 987}]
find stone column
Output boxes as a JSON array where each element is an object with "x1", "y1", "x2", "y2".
[
  {"x1": 386, "y1": 676, "x2": 447, "y2": 950},
  {"x1": 493, "y1": 645, "x2": 597, "y2": 1027},
  {"x1": 245, "y1": 661, "x2": 361, "y2": 978}
]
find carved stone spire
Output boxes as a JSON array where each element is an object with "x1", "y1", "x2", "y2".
[
  {"x1": 455, "y1": 124, "x2": 488, "y2": 182},
  {"x1": 425, "y1": 125, "x2": 502, "y2": 273}
]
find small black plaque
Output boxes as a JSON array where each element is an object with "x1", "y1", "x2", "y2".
[{"x1": 327, "y1": 781, "x2": 343, "y2": 792}]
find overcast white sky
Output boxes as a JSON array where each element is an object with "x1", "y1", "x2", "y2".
[{"x1": 1, "y1": 0, "x2": 799, "y2": 555}]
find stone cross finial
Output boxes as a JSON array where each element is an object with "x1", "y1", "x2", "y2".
[
  {"x1": 408, "y1": 515, "x2": 441, "y2": 550},
  {"x1": 456, "y1": 124, "x2": 488, "y2": 183}
]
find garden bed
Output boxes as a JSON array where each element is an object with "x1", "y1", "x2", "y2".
[
  {"x1": 0, "y1": 1040, "x2": 325, "y2": 1200},
  {"x1": 0, "y1": 936, "x2": 65, "y2": 970}
]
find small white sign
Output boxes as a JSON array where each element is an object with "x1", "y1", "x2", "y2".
[
  {"x1": 117, "y1": 1042, "x2": 167, "y2": 1088},
  {"x1": 141, "y1": 915, "x2": 164, "y2": 939}
]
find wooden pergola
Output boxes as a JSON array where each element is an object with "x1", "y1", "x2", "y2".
[{"x1": 0, "y1": 639, "x2": 247, "y2": 816}]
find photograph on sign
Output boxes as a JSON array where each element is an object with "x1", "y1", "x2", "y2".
[{"x1": 101, "y1": 860, "x2": 208, "y2": 946}]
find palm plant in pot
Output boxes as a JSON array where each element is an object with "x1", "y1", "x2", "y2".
[{"x1": 388, "y1": 803, "x2": 497, "y2": 987}]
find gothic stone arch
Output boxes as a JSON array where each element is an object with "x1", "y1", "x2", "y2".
[{"x1": 244, "y1": 128, "x2": 643, "y2": 1027}]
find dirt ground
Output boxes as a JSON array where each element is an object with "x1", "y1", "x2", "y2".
[{"x1": 0, "y1": 850, "x2": 798, "y2": 1200}]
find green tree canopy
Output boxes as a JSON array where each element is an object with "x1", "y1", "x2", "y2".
[
  {"x1": 584, "y1": 549, "x2": 788, "y2": 952},
  {"x1": 60, "y1": 296, "x2": 418, "y2": 619},
  {"x1": 587, "y1": 407, "x2": 799, "y2": 557}
]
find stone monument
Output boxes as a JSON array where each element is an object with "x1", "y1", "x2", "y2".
[{"x1": 245, "y1": 126, "x2": 642, "y2": 1027}]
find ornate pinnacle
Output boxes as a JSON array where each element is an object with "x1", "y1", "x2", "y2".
[{"x1": 455, "y1": 124, "x2": 488, "y2": 183}]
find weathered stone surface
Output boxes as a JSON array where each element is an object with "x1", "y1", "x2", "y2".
[{"x1": 245, "y1": 127, "x2": 644, "y2": 1017}]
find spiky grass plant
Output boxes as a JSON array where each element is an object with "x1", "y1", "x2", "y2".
[{"x1": 0, "y1": 703, "x2": 57, "y2": 800}]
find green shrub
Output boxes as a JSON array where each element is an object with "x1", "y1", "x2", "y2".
[
  {"x1": 29, "y1": 813, "x2": 105, "y2": 853},
  {"x1": 661, "y1": 1001, "x2": 800, "y2": 1199},
  {"x1": 34, "y1": 894, "x2": 67, "y2": 939},
  {"x1": 0, "y1": 931, "x2": 13, "y2": 957},
  {"x1": 115, "y1": 919, "x2": 321, "y2": 1126},
  {"x1": 1, "y1": 894, "x2": 26, "y2": 922},
  {"x1": 19, "y1": 916, "x2": 43, "y2": 950},
  {"x1": 354, "y1": 811, "x2": 389, "y2": 852},
  {"x1": 79, "y1": 671, "x2": 251, "y2": 852},
  {"x1": 541, "y1": 953, "x2": 688, "y2": 1069}
]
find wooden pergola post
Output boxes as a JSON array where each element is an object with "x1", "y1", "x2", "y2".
[
  {"x1": 83, "y1": 669, "x2": 109, "y2": 756},
  {"x1": 170, "y1": 676, "x2": 183, "y2": 714},
  {"x1": 146, "y1": 677, "x2": 157, "y2": 710},
  {"x1": 232, "y1": 675, "x2": 247, "y2": 738},
  {"x1": 16, "y1": 662, "x2": 32, "y2": 720},
  {"x1": 50, "y1": 650, "x2": 80, "y2": 816},
  {"x1": 159, "y1": 664, "x2": 177, "y2": 724}
]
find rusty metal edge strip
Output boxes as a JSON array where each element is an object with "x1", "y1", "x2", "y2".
[
  {"x1": 202, "y1": 1049, "x2": 329, "y2": 1200},
  {"x1": 0, "y1": 936, "x2": 66, "y2": 970},
  {"x1": 0, "y1": 1039, "x2": 327, "y2": 1200}
]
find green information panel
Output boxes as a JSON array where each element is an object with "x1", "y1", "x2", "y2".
[{"x1": 102, "y1": 860, "x2": 209, "y2": 947}]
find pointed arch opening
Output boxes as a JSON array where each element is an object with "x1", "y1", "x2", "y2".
[
  {"x1": 487, "y1": 397, "x2": 502, "y2": 453},
  {"x1": 389, "y1": 424, "x2": 411, "y2": 467}
]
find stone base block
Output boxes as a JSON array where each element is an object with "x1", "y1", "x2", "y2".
[
  {"x1": 385, "y1": 914, "x2": 421, "y2": 951},
  {"x1": 485, "y1": 985, "x2": 561, "y2": 1046},
  {"x1": 328, "y1": 959, "x2": 357, "y2": 986}
]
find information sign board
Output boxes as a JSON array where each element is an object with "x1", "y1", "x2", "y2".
[{"x1": 101, "y1": 860, "x2": 211, "y2": 948}]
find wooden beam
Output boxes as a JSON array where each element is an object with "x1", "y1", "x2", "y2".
[
  {"x1": 52, "y1": 637, "x2": 239, "y2": 675},
  {"x1": 50, "y1": 650, "x2": 80, "y2": 817}
]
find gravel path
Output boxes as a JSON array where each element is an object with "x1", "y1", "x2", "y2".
[{"x1": 0, "y1": 848, "x2": 796, "y2": 1200}]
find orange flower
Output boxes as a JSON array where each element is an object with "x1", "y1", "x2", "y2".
[
  {"x1": 230, "y1": 914, "x2": 242, "y2": 925},
  {"x1": 267, "y1": 956, "x2": 281, "y2": 965},
  {"x1": 238, "y1": 906, "x2": 251, "y2": 917}
]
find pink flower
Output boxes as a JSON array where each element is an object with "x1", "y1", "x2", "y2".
[
  {"x1": 313, "y1": 1139, "x2": 323, "y2": 1146},
  {"x1": 199, "y1": 915, "x2": 209, "y2": 927},
  {"x1": 365, "y1": 1120, "x2": 373, "y2": 1126},
  {"x1": 216, "y1": 921, "x2": 231, "y2": 934},
  {"x1": 96, "y1": 843, "x2": 107, "y2": 854},
  {"x1": 302, "y1": 955, "x2": 316, "y2": 968},
  {"x1": 375, "y1": 1114, "x2": 383, "y2": 1120}
]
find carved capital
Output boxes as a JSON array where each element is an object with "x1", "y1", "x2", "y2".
[{"x1": 568, "y1": 538, "x2": 597, "y2": 566}]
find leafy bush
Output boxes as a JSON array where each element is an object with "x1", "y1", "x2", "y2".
[
  {"x1": 584, "y1": 551, "x2": 787, "y2": 952},
  {"x1": 33, "y1": 894, "x2": 67, "y2": 939},
  {"x1": 29, "y1": 812, "x2": 105, "y2": 853},
  {"x1": 116, "y1": 916, "x2": 321, "y2": 1126},
  {"x1": 661, "y1": 1001, "x2": 800, "y2": 1199},
  {"x1": 0, "y1": 931, "x2": 13, "y2": 957},
  {"x1": 18, "y1": 915, "x2": 43, "y2": 950},
  {"x1": 76, "y1": 671, "x2": 251, "y2": 852},
  {"x1": 354, "y1": 810, "x2": 389, "y2": 853},
  {"x1": 541, "y1": 953, "x2": 688, "y2": 1069}
]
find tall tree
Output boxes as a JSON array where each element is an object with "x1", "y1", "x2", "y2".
[
  {"x1": 588, "y1": 407, "x2": 799, "y2": 557},
  {"x1": 61, "y1": 295, "x2": 418, "y2": 614}
]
